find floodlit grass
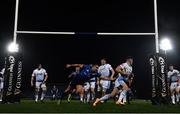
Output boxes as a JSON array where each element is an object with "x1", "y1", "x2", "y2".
[{"x1": 0, "y1": 99, "x2": 180, "y2": 113}]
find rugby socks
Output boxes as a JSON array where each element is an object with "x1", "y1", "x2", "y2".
[
  {"x1": 87, "y1": 92, "x2": 90, "y2": 102},
  {"x1": 35, "y1": 91, "x2": 38, "y2": 102},
  {"x1": 176, "y1": 94, "x2": 179, "y2": 102},
  {"x1": 91, "y1": 92, "x2": 95, "y2": 100},
  {"x1": 97, "y1": 85, "x2": 101, "y2": 92},
  {"x1": 118, "y1": 90, "x2": 127, "y2": 102},
  {"x1": 123, "y1": 94, "x2": 127, "y2": 103},
  {"x1": 67, "y1": 94, "x2": 72, "y2": 102},
  {"x1": 40, "y1": 91, "x2": 46, "y2": 100},
  {"x1": 59, "y1": 92, "x2": 68, "y2": 104},
  {"x1": 171, "y1": 95, "x2": 175, "y2": 104},
  {"x1": 80, "y1": 95, "x2": 83, "y2": 102},
  {"x1": 0, "y1": 89, "x2": 2, "y2": 101},
  {"x1": 100, "y1": 94, "x2": 111, "y2": 101}
]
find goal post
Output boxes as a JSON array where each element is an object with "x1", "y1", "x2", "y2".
[
  {"x1": 12, "y1": 0, "x2": 159, "y2": 53},
  {"x1": 4, "y1": 0, "x2": 170, "y2": 105}
]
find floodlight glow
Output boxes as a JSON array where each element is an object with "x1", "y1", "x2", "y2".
[
  {"x1": 160, "y1": 38, "x2": 172, "y2": 51},
  {"x1": 7, "y1": 42, "x2": 19, "y2": 53}
]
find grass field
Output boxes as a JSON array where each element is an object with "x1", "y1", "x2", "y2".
[{"x1": 0, "y1": 99, "x2": 180, "y2": 113}]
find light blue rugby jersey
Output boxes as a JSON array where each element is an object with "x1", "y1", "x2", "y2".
[{"x1": 32, "y1": 68, "x2": 47, "y2": 82}]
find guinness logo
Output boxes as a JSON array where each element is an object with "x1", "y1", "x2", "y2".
[{"x1": 9, "y1": 56, "x2": 15, "y2": 64}]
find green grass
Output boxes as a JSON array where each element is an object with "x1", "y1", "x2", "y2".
[{"x1": 0, "y1": 99, "x2": 180, "y2": 113}]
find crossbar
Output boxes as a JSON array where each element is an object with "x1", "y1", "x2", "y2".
[{"x1": 16, "y1": 31, "x2": 156, "y2": 36}]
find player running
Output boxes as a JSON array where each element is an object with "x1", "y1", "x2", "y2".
[
  {"x1": 59, "y1": 64, "x2": 113, "y2": 104},
  {"x1": 84, "y1": 78, "x2": 96, "y2": 103},
  {"x1": 83, "y1": 65, "x2": 99, "y2": 103},
  {"x1": 31, "y1": 64, "x2": 48, "y2": 103},
  {"x1": 98, "y1": 58, "x2": 115, "y2": 97},
  {"x1": 167, "y1": 65, "x2": 180, "y2": 105},
  {"x1": 61, "y1": 66, "x2": 80, "y2": 103},
  {"x1": 93, "y1": 56, "x2": 133, "y2": 106}
]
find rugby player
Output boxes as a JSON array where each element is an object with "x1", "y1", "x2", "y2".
[
  {"x1": 51, "y1": 85, "x2": 58, "y2": 100},
  {"x1": 93, "y1": 56, "x2": 133, "y2": 106},
  {"x1": 31, "y1": 64, "x2": 48, "y2": 103},
  {"x1": 84, "y1": 65, "x2": 99, "y2": 103},
  {"x1": 167, "y1": 65, "x2": 180, "y2": 104},
  {"x1": 60, "y1": 66, "x2": 80, "y2": 103},
  {"x1": 60, "y1": 64, "x2": 113, "y2": 104},
  {"x1": 98, "y1": 58, "x2": 115, "y2": 97}
]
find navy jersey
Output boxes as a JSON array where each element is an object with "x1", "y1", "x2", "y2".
[
  {"x1": 86, "y1": 72, "x2": 101, "y2": 82},
  {"x1": 71, "y1": 65, "x2": 101, "y2": 85},
  {"x1": 79, "y1": 64, "x2": 91, "y2": 77}
]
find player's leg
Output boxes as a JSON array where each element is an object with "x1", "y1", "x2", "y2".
[
  {"x1": 76, "y1": 85, "x2": 84, "y2": 103},
  {"x1": 93, "y1": 87, "x2": 119, "y2": 106},
  {"x1": 52, "y1": 92, "x2": 56, "y2": 100},
  {"x1": 170, "y1": 83, "x2": 176, "y2": 104},
  {"x1": 59, "y1": 84, "x2": 73, "y2": 104},
  {"x1": 90, "y1": 82, "x2": 96, "y2": 101},
  {"x1": 0, "y1": 79, "x2": 3, "y2": 102},
  {"x1": 84, "y1": 82, "x2": 90, "y2": 103},
  {"x1": 100, "y1": 80, "x2": 108, "y2": 96},
  {"x1": 175, "y1": 84, "x2": 180, "y2": 104},
  {"x1": 35, "y1": 82, "x2": 41, "y2": 102},
  {"x1": 40, "y1": 83, "x2": 47, "y2": 102},
  {"x1": 116, "y1": 81, "x2": 128, "y2": 105}
]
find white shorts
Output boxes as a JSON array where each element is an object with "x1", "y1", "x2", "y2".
[
  {"x1": 114, "y1": 77, "x2": 126, "y2": 88},
  {"x1": 84, "y1": 82, "x2": 96, "y2": 91},
  {"x1": 170, "y1": 82, "x2": 177, "y2": 90},
  {"x1": 35, "y1": 82, "x2": 46, "y2": 89},
  {"x1": 100, "y1": 80, "x2": 110, "y2": 90}
]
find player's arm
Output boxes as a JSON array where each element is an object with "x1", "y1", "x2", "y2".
[
  {"x1": 97, "y1": 77, "x2": 100, "y2": 85},
  {"x1": 31, "y1": 70, "x2": 35, "y2": 87},
  {"x1": 66, "y1": 64, "x2": 84, "y2": 68},
  {"x1": 128, "y1": 73, "x2": 134, "y2": 87},
  {"x1": 167, "y1": 72, "x2": 171, "y2": 83},
  {"x1": 56, "y1": 88, "x2": 59, "y2": 93},
  {"x1": 100, "y1": 76, "x2": 115, "y2": 81},
  {"x1": 110, "y1": 68, "x2": 115, "y2": 79},
  {"x1": 177, "y1": 72, "x2": 180, "y2": 84},
  {"x1": 115, "y1": 65, "x2": 129, "y2": 76},
  {"x1": 43, "y1": 74, "x2": 48, "y2": 83},
  {"x1": 31, "y1": 76, "x2": 34, "y2": 87},
  {"x1": 68, "y1": 72, "x2": 75, "y2": 78}
]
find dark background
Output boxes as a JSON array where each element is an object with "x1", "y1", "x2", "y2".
[{"x1": 0, "y1": 0, "x2": 180, "y2": 99}]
